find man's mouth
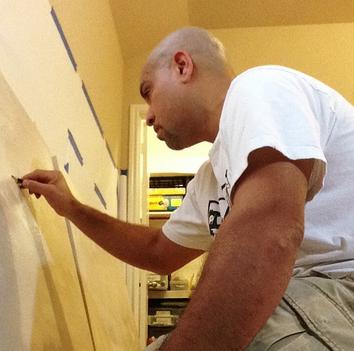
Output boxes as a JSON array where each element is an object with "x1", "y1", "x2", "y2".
[{"x1": 154, "y1": 126, "x2": 164, "y2": 140}]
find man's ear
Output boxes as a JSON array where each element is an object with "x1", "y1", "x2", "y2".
[{"x1": 173, "y1": 51, "x2": 194, "y2": 83}]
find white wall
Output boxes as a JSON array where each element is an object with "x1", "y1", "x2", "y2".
[{"x1": 147, "y1": 127, "x2": 211, "y2": 175}]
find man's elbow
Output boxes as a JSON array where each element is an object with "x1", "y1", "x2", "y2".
[
  {"x1": 147, "y1": 231, "x2": 182, "y2": 275},
  {"x1": 148, "y1": 259, "x2": 177, "y2": 276}
]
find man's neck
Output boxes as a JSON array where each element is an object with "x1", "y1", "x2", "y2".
[{"x1": 205, "y1": 77, "x2": 232, "y2": 143}]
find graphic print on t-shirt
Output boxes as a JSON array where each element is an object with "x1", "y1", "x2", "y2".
[
  {"x1": 221, "y1": 169, "x2": 232, "y2": 207},
  {"x1": 208, "y1": 199, "x2": 229, "y2": 236}
]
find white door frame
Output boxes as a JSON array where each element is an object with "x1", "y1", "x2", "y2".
[{"x1": 127, "y1": 104, "x2": 149, "y2": 349}]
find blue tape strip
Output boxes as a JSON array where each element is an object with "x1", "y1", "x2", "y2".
[
  {"x1": 50, "y1": 7, "x2": 77, "y2": 71},
  {"x1": 94, "y1": 183, "x2": 107, "y2": 209},
  {"x1": 68, "y1": 129, "x2": 83, "y2": 166},
  {"x1": 105, "y1": 141, "x2": 115, "y2": 167},
  {"x1": 82, "y1": 82, "x2": 104, "y2": 137},
  {"x1": 64, "y1": 162, "x2": 70, "y2": 173}
]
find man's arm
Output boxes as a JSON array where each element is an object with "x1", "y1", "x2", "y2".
[
  {"x1": 160, "y1": 148, "x2": 313, "y2": 350},
  {"x1": 21, "y1": 170, "x2": 203, "y2": 274}
]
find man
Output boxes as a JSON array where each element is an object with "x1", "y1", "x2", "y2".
[{"x1": 22, "y1": 27, "x2": 354, "y2": 350}]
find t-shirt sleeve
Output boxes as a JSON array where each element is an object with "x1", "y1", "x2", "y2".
[
  {"x1": 220, "y1": 68, "x2": 327, "y2": 201},
  {"x1": 162, "y1": 176, "x2": 212, "y2": 251}
]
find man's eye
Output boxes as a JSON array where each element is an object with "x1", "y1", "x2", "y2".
[{"x1": 144, "y1": 90, "x2": 151, "y2": 101}]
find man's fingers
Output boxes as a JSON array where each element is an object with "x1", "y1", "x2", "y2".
[
  {"x1": 22, "y1": 169, "x2": 58, "y2": 184},
  {"x1": 28, "y1": 189, "x2": 41, "y2": 199},
  {"x1": 22, "y1": 179, "x2": 50, "y2": 197}
]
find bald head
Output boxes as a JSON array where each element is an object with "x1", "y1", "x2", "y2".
[
  {"x1": 145, "y1": 27, "x2": 232, "y2": 77},
  {"x1": 140, "y1": 28, "x2": 233, "y2": 147}
]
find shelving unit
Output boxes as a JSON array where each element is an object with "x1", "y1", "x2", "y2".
[
  {"x1": 147, "y1": 175, "x2": 195, "y2": 339},
  {"x1": 147, "y1": 292, "x2": 191, "y2": 339}
]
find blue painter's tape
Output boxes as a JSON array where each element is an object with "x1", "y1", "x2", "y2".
[
  {"x1": 94, "y1": 183, "x2": 107, "y2": 209},
  {"x1": 50, "y1": 7, "x2": 77, "y2": 71},
  {"x1": 105, "y1": 141, "x2": 115, "y2": 167},
  {"x1": 81, "y1": 82, "x2": 104, "y2": 137},
  {"x1": 68, "y1": 129, "x2": 83, "y2": 166}
]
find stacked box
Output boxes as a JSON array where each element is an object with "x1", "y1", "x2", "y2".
[{"x1": 148, "y1": 188, "x2": 185, "y2": 212}]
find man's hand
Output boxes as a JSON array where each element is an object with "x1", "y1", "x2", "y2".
[{"x1": 21, "y1": 169, "x2": 78, "y2": 217}]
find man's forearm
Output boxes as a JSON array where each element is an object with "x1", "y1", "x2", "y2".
[
  {"x1": 67, "y1": 201, "x2": 162, "y2": 272},
  {"x1": 21, "y1": 170, "x2": 201, "y2": 274}
]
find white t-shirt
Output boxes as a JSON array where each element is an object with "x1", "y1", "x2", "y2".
[{"x1": 162, "y1": 65, "x2": 354, "y2": 276}]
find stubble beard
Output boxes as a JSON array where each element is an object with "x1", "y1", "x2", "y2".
[{"x1": 163, "y1": 132, "x2": 185, "y2": 150}]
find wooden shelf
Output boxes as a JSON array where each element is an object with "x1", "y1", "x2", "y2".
[
  {"x1": 148, "y1": 290, "x2": 193, "y2": 299},
  {"x1": 149, "y1": 172, "x2": 194, "y2": 177},
  {"x1": 149, "y1": 211, "x2": 171, "y2": 219}
]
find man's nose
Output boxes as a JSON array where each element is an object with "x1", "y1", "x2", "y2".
[{"x1": 145, "y1": 108, "x2": 155, "y2": 127}]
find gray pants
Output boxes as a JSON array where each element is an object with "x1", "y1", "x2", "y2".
[
  {"x1": 248, "y1": 273, "x2": 354, "y2": 350},
  {"x1": 146, "y1": 274, "x2": 354, "y2": 350}
]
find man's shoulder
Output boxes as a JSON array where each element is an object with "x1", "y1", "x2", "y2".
[
  {"x1": 231, "y1": 65, "x2": 304, "y2": 88},
  {"x1": 231, "y1": 65, "x2": 334, "y2": 97},
  {"x1": 235, "y1": 65, "x2": 303, "y2": 79}
]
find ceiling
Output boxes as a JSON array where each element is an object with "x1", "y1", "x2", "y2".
[{"x1": 110, "y1": 0, "x2": 354, "y2": 62}]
